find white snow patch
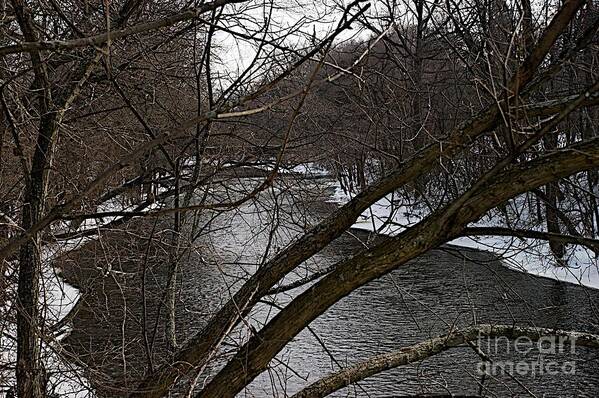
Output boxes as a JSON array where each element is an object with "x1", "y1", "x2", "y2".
[
  {"x1": 0, "y1": 197, "x2": 145, "y2": 396},
  {"x1": 282, "y1": 162, "x2": 330, "y2": 177},
  {"x1": 328, "y1": 184, "x2": 424, "y2": 235},
  {"x1": 329, "y1": 185, "x2": 599, "y2": 289}
]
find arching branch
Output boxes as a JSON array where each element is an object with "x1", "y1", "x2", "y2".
[
  {"x1": 461, "y1": 227, "x2": 599, "y2": 253},
  {"x1": 196, "y1": 136, "x2": 599, "y2": 397},
  {"x1": 292, "y1": 325, "x2": 599, "y2": 398}
]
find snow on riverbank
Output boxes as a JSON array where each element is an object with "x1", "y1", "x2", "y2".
[
  {"x1": 327, "y1": 183, "x2": 599, "y2": 289},
  {"x1": 451, "y1": 235, "x2": 599, "y2": 287},
  {"x1": 1, "y1": 245, "x2": 93, "y2": 397},
  {"x1": 2, "y1": 164, "x2": 596, "y2": 395},
  {"x1": 0, "y1": 198, "x2": 146, "y2": 397},
  {"x1": 46, "y1": 197, "x2": 148, "y2": 336}
]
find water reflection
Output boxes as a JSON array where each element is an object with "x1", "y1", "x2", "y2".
[{"x1": 61, "y1": 178, "x2": 599, "y2": 397}]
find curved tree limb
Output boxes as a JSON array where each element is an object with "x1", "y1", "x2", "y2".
[
  {"x1": 196, "y1": 136, "x2": 599, "y2": 397},
  {"x1": 461, "y1": 227, "x2": 599, "y2": 253},
  {"x1": 292, "y1": 324, "x2": 599, "y2": 398},
  {"x1": 128, "y1": 1, "x2": 590, "y2": 393}
]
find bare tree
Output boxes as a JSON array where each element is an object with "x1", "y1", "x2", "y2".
[{"x1": 0, "y1": 0, "x2": 598, "y2": 397}]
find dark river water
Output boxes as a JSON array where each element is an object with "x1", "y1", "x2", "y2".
[{"x1": 58, "y1": 178, "x2": 599, "y2": 397}]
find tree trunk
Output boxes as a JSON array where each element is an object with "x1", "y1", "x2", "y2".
[
  {"x1": 543, "y1": 135, "x2": 565, "y2": 260},
  {"x1": 17, "y1": 114, "x2": 58, "y2": 398},
  {"x1": 16, "y1": 206, "x2": 45, "y2": 398},
  {"x1": 166, "y1": 159, "x2": 181, "y2": 350},
  {"x1": 11, "y1": 1, "x2": 56, "y2": 393}
]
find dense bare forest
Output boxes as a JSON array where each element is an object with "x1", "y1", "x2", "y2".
[{"x1": 1, "y1": 0, "x2": 599, "y2": 396}]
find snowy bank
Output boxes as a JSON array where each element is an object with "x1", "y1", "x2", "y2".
[
  {"x1": 328, "y1": 183, "x2": 599, "y2": 289},
  {"x1": 0, "y1": 197, "x2": 147, "y2": 397}
]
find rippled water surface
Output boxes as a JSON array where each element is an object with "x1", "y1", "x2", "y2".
[{"x1": 60, "y1": 178, "x2": 599, "y2": 397}]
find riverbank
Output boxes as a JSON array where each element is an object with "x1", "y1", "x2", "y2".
[
  {"x1": 53, "y1": 177, "x2": 599, "y2": 397},
  {"x1": 329, "y1": 185, "x2": 599, "y2": 288}
]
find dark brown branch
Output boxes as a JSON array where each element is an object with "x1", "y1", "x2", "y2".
[
  {"x1": 265, "y1": 265, "x2": 336, "y2": 295},
  {"x1": 461, "y1": 227, "x2": 599, "y2": 253},
  {"x1": 520, "y1": 93, "x2": 599, "y2": 118}
]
